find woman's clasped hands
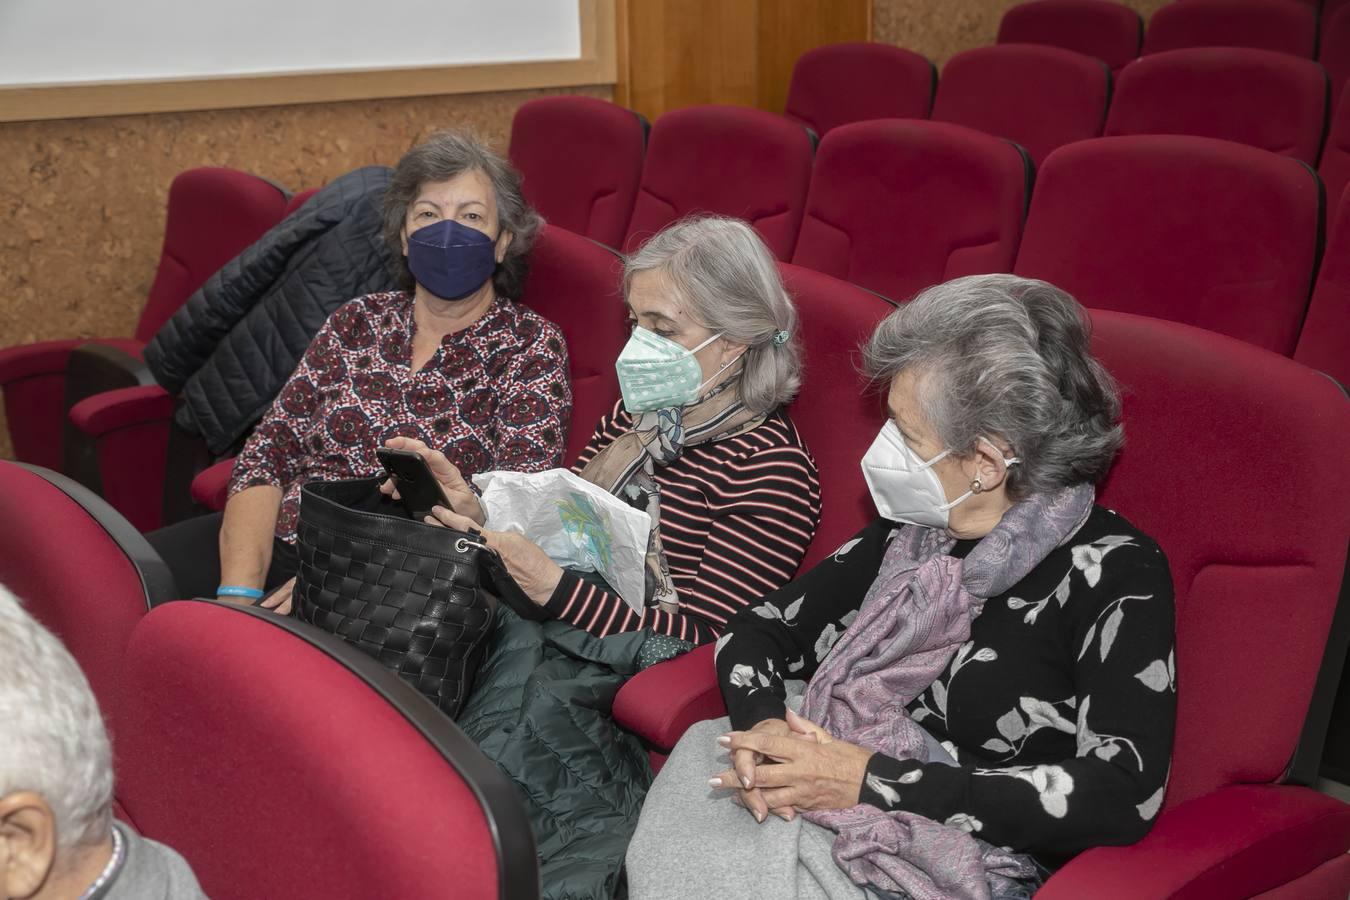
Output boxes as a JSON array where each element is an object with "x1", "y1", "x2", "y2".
[{"x1": 709, "y1": 708, "x2": 874, "y2": 822}]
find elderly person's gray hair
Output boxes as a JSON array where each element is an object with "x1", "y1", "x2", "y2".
[
  {"x1": 626, "y1": 216, "x2": 802, "y2": 415},
  {"x1": 864, "y1": 274, "x2": 1122, "y2": 499},
  {"x1": 382, "y1": 129, "x2": 542, "y2": 300},
  {"x1": 0, "y1": 585, "x2": 113, "y2": 853}
]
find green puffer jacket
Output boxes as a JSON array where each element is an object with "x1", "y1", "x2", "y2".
[{"x1": 457, "y1": 605, "x2": 675, "y2": 900}]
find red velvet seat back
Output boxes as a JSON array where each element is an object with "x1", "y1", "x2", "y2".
[
  {"x1": 1106, "y1": 48, "x2": 1328, "y2": 165},
  {"x1": 793, "y1": 120, "x2": 1030, "y2": 302},
  {"x1": 1143, "y1": 0, "x2": 1318, "y2": 57},
  {"x1": 284, "y1": 186, "x2": 320, "y2": 216},
  {"x1": 134, "y1": 168, "x2": 289, "y2": 343},
  {"x1": 1322, "y1": 7, "x2": 1350, "y2": 114},
  {"x1": 1090, "y1": 311, "x2": 1350, "y2": 808},
  {"x1": 624, "y1": 105, "x2": 815, "y2": 261},
  {"x1": 1321, "y1": 90, "x2": 1350, "y2": 212},
  {"x1": 0, "y1": 463, "x2": 170, "y2": 738},
  {"x1": 997, "y1": 0, "x2": 1144, "y2": 70},
  {"x1": 778, "y1": 264, "x2": 894, "y2": 572},
  {"x1": 509, "y1": 97, "x2": 647, "y2": 248},
  {"x1": 933, "y1": 44, "x2": 1110, "y2": 166},
  {"x1": 113, "y1": 602, "x2": 529, "y2": 900},
  {"x1": 1295, "y1": 183, "x2": 1350, "y2": 386},
  {"x1": 783, "y1": 42, "x2": 936, "y2": 137},
  {"x1": 1015, "y1": 135, "x2": 1321, "y2": 355},
  {"x1": 517, "y1": 224, "x2": 626, "y2": 466}
]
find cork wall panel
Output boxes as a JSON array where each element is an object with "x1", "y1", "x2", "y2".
[
  {"x1": 873, "y1": 0, "x2": 1168, "y2": 64},
  {"x1": 0, "y1": 85, "x2": 609, "y2": 458}
]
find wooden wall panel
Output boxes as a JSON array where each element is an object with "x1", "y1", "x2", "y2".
[
  {"x1": 0, "y1": 85, "x2": 609, "y2": 459},
  {"x1": 617, "y1": 0, "x2": 760, "y2": 120},
  {"x1": 873, "y1": 0, "x2": 1168, "y2": 65},
  {"x1": 757, "y1": 0, "x2": 872, "y2": 115}
]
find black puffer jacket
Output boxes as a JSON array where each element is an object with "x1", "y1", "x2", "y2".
[{"x1": 144, "y1": 166, "x2": 396, "y2": 454}]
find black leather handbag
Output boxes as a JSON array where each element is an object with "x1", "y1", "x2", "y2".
[{"x1": 292, "y1": 476, "x2": 543, "y2": 718}]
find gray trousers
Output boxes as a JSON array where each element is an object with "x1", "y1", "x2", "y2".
[{"x1": 626, "y1": 718, "x2": 960, "y2": 900}]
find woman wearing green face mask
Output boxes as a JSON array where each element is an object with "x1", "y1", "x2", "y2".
[
  {"x1": 404, "y1": 214, "x2": 821, "y2": 643},
  {"x1": 390, "y1": 216, "x2": 820, "y2": 896}
]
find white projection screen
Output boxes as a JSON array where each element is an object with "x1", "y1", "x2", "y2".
[{"x1": 0, "y1": 0, "x2": 614, "y2": 122}]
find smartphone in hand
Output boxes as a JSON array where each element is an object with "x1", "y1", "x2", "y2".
[{"x1": 376, "y1": 447, "x2": 454, "y2": 523}]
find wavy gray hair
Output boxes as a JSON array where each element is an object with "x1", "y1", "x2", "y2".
[
  {"x1": 863, "y1": 274, "x2": 1122, "y2": 499},
  {"x1": 625, "y1": 216, "x2": 802, "y2": 415},
  {"x1": 0, "y1": 584, "x2": 112, "y2": 853},
  {"x1": 382, "y1": 129, "x2": 542, "y2": 300}
]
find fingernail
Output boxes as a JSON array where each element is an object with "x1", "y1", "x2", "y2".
[
  {"x1": 716, "y1": 735, "x2": 731, "y2": 747},
  {"x1": 754, "y1": 811, "x2": 765, "y2": 823},
  {"x1": 708, "y1": 777, "x2": 722, "y2": 787},
  {"x1": 740, "y1": 775, "x2": 752, "y2": 789}
]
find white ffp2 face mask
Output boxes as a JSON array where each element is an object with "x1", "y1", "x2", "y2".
[{"x1": 860, "y1": 422, "x2": 1019, "y2": 529}]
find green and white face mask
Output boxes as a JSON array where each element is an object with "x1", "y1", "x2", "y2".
[{"x1": 615, "y1": 326, "x2": 733, "y2": 412}]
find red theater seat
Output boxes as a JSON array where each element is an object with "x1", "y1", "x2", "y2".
[
  {"x1": 613, "y1": 264, "x2": 894, "y2": 764},
  {"x1": 509, "y1": 96, "x2": 648, "y2": 248},
  {"x1": 516, "y1": 224, "x2": 627, "y2": 466},
  {"x1": 0, "y1": 168, "x2": 288, "y2": 472},
  {"x1": 1322, "y1": 77, "x2": 1350, "y2": 207},
  {"x1": 932, "y1": 44, "x2": 1111, "y2": 165},
  {"x1": 1143, "y1": 0, "x2": 1318, "y2": 58},
  {"x1": 613, "y1": 311, "x2": 1350, "y2": 898},
  {"x1": 623, "y1": 105, "x2": 815, "y2": 260},
  {"x1": 997, "y1": 0, "x2": 1144, "y2": 71},
  {"x1": 113, "y1": 600, "x2": 538, "y2": 900},
  {"x1": 783, "y1": 42, "x2": 936, "y2": 137},
  {"x1": 1015, "y1": 135, "x2": 1321, "y2": 355},
  {"x1": 1295, "y1": 182, "x2": 1350, "y2": 387},
  {"x1": 0, "y1": 462, "x2": 174, "y2": 738},
  {"x1": 791, "y1": 120, "x2": 1030, "y2": 300},
  {"x1": 1106, "y1": 48, "x2": 1328, "y2": 164}
]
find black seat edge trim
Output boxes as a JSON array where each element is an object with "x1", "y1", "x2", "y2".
[
  {"x1": 1285, "y1": 549, "x2": 1350, "y2": 787},
  {"x1": 16, "y1": 463, "x2": 177, "y2": 609},
  {"x1": 194, "y1": 600, "x2": 542, "y2": 900}
]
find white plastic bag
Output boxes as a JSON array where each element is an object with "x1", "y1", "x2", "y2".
[{"x1": 472, "y1": 468, "x2": 652, "y2": 612}]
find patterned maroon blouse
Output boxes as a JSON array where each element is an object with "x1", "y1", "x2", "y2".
[{"x1": 228, "y1": 290, "x2": 571, "y2": 543}]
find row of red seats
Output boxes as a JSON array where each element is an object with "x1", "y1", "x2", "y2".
[
  {"x1": 997, "y1": 0, "x2": 1346, "y2": 76},
  {"x1": 5, "y1": 254, "x2": 1348, "y2": 895},
  {"x1": 516, "y1": 95, "x2": 1343, "y2": 365},
  {"x1": 789, "y1": 41, "x2": 1343, "y2": 170},
  {"x1": 0, "y1": 463, "x2": 535, "y2": 900}
]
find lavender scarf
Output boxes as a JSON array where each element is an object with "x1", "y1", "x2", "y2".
[{"x1": 799, "y1": 483, "x2": 1096, "y2": 899}]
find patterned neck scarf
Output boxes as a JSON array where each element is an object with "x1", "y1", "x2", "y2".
[
  {"x1": 800, "y1": 482, "x2": 1096, "y2": 896},
  {"x1": 578, "y1": 378, "x2": 765, "y2": 612}
]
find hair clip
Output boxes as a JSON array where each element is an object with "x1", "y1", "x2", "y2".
[{"x1": 772, "y1": 329, "x2": 790, "y2": 345}]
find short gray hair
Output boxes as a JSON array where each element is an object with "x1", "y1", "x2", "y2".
[
  {"x1": 625, "y1": 216, "x2": 802, "y2": 415},
  {"x1": 0, "y1": 585, "x2": 113, "y2": 852},
  {"x1": 382, "y1": 129, "x2": 542, "y2": 300},
  {"x1": 863, "y1": 274, "x2": 1122, "y2": 499}
]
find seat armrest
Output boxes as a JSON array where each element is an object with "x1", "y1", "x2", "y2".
[
  {"x1": 0, "y1": 339, "x2": 86, "y2": 383},
  {"x1": 1038, "y1": 784, "x2": 1350, "y2": 900},
  {"x1": 69, "y1": 386, "x2": 175, "y2": 436},
  {"x1": 614, "y1": 643, "x2": 725, "y2": 751},
  {"x1": 190, "y1": 457, "x2": 236, "y2": 511}
]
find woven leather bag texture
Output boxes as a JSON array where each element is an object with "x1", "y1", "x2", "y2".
[{"x1": 294, "y1": 477, "x2": 496, "y2": 718}]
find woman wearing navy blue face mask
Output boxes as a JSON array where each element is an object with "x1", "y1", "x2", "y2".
[{"x1": 149, "y1": 130, "x2": 572, "y2": 611}]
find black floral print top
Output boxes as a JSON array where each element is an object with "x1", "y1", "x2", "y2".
[
  {"x1": 229, "y1": 291, "x2": 571, "y2": 542},
  {"x1": 716, "y1": 505, "x2": 1176, "y2": 862}
]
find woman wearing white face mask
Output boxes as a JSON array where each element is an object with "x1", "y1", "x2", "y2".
[{"x1": 628, "y1": 275, "x2": 1177, "y2": 900}]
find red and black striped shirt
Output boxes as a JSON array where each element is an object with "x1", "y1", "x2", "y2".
[{"x1": 543, "y1": 402, "x2": 822, "y2": 644}]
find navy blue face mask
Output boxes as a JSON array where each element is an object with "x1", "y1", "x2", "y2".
[{"x1": 405, "y1": 219, "x2": 498, "y2": 301}]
